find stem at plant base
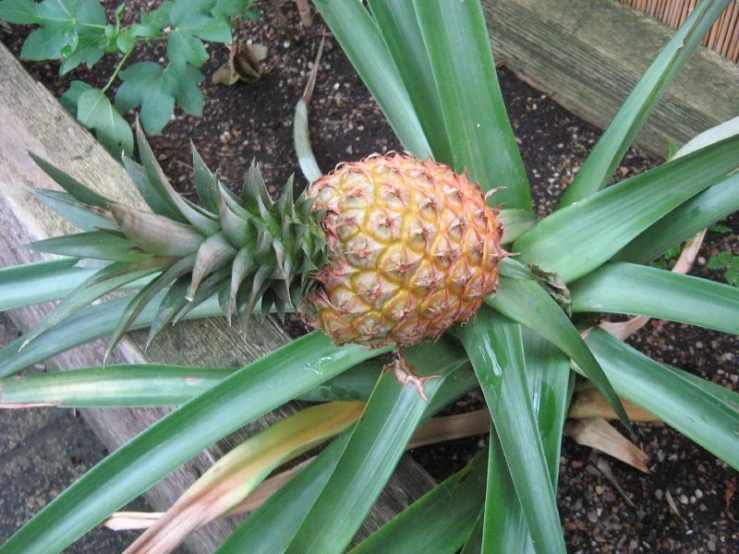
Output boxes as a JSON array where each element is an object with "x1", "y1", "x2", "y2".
[{"x1": 102, "y1": 49, "x2": 133, "y2": 94}]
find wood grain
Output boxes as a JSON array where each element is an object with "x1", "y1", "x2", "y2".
[
  {"x1": 484, "y1": 0, "x2": 739, "y2": 157},
  {"x1": 0, "y1": 41, "x2": 434, "y2": 553}
]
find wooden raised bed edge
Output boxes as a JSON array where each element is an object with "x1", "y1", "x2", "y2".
[
  {"x1": 0, "y1": 42, "x2": 434, "y2": 553},
  {"x1": 485, "y1": 0, "x2": 739, "y2": 158}
]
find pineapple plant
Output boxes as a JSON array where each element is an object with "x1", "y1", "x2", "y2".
[
  {"x1": 0, "y1": 0, "x2": 738, "y2": 553},
  {"x1": 25, "y1": 130, "x2": 504, "y2": 398}
]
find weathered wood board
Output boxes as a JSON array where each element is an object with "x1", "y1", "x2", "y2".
[
  {"x1": 485, "y1": 0, "x2": 739, "y2": 157},
  {"x1": 0, "y1": 41, "x2": 434, "y2": 553}
]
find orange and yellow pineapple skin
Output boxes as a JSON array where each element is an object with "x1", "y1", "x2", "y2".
[{"x1": 300, "y1": 154, "x2": 503, "y2": 348}]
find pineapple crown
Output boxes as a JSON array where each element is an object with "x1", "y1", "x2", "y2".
[{"x1": 25, "y1": 123, "x2": 328, "y2": 357}]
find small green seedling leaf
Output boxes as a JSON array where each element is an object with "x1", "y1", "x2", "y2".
[
  {"x1": 115, "y1": 29, "x2": 136, "y2": 54},
  {"x1": 58, "y1": 0, "x2": 109, "y2": 74},
  {"x1": 60, "y1": 43, "x2": 106, "y2": 75},
  {"x1": 0, "y1": 0, "x2": 39, "y2": 24},
  {"x1": 116, "y1": 62, "x2": 176, "y2": 134},
  {"x1": 707, "y1": 251, "x2": 733, "y2": 269},
  {"x1": 61, "y1": 80, "x2": 94, "y2": 114},
  {"x1": 710, "y1": 224, "x2": 732, "y2": 234},
  {"x1": 76, "y1": 88, "x2": 134, "y2": 157},
  {"x1": 21, "y1": 22, "x2": 74, "y2": 60},
  {"x1": 170, "y1": 0, "x2": 233, "y2": 42},
  {"x1": 15, "y1": 0, "x2": 109, "y2": 66},
  {"x1": 167, "y1": 29, "x2": 209, "y2": 69},
  {"x1": 707, "y1": 251, "x2": 739, "y2": 287},
  {"x1": 727, "y1": 257, "x2": 739, "y2": 287},
  {"x1": 171, "y1": 64, "x2": 205, "y2": 116},
  {"x1": 115, "y1": 62, "x2": 204, "y2": 134},
  {"x1": 166, "y1": 0, "x2": 232, "y2": 70}
]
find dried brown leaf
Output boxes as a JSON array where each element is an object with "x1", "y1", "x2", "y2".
[
  {"x1": 105, "y1": 408, "x2": 495, "y2": 533},
  {"x1": 212, "y1": 43, "x2": 269, "y2": 86},
  {"x1": 409, "y1": 409, "x2": 490, "y2": 449},
  {"x1": 565, "y1": 417, "x2": 649, "y2": 472},
  {"x1": 569, "y1": 387, "x2": 658, "y2": 422}
]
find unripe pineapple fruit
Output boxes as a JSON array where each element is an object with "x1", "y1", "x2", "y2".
[
  {"x1": 301, "y1": 154, "x2": 503, "y2": 348},
  {"x1": 26, "y1": 127, "x2": 503, "y2": 357}
]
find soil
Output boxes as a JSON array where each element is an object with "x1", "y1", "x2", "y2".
[{"x1": 1, "y1": 1, "x2": 737, "y2": 553}]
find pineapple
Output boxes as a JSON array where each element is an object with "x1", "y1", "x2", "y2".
[
  {"x1": 301, "y1": 154, "x2": 503, "y2": 349},
  {"x1": 26, "y1": 127, "x2": 503, "y2": 393}
]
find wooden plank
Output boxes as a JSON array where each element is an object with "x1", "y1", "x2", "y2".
[
  {"x1": 0, "y1": 42, "x2": 434, "y2": 552},
  {"x1": 484, "y1": 0, "x2": 739, "y2": 157}
]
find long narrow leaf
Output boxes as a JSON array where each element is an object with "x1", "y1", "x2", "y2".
[
  {"x1": 486, "y1": 276, "x2": 629, "y2": 427},
  {"x1": 31, "y1": 189, "x2": 118, "y2": 231},
  {"x1": 215, "y1": 408, "x2": 492, "y2": 546},
  {"x1": 0, "y1": 360, "x2": 476, "y2": 411},
  {"x1": 19, "y1": 257, "x2": 171, "y2": 349},
  {"x1": 672, "y1": 365, "x2": 739, "y2": 407},
  {"x1": 521, "y1": 330, "x2": 573, "y2": 488},
  {"x1": 105, "y1": 256, "x2": 196, "y2": 358},
  {"x1": 293, "y1": 35, "x2": 325, "y2": 184},
  {"x1": 0, "y1": 333, "x2": 388, "y2": 554},
  {"x1": 482, "y1": 428, "x2": 532, "y2": 554},
  {"x1": 214, "y1": 430, "x2": 354, "y2": 554},
  {"x1": 297, "y1": 362, "x2": 383, "y2": 402},
  {"x1": 285, "y1": 340, "x2": 467, "y2": 554},
  {"x1": 367, "y1": 0, "x2": 452, "y2": 162},
  {"x1": 0, "y1": 365, "x2": 234, "y2": 408},
  {"x1": 470, "y1": 330, "x2": 573, "y2": 554},
  {"x1": 134, "y1": 122, "x2": 220, "y2": 236},
  {"x1": 499, "y1": 209, "x2": 537, "y2": 244},
  {"x1": 584, "y1": 328, "x2": 739, "y2": 470},
  {"x1": 460, "y1": 341, "x2": 573, "y2": 554},
  {"x1": 28, "y1": 231, "x2": 146, "y2": 262},
  {"x1": 126, "y1": 401, "x2": 365, "y2": 554},
  {"x1": 0, "y1": 294, "x2": 221, "y2": 379},
  {"x1": 349, "y1": 450, "x2": 487, "y2": 554},
  {"x1": 675, "y1": 116, "x2": 739, "y2": 158},
  {"x1": 312, "y1": 0, "x2": 432, "y2": 157},
  {"x1": 614, "y1": 172, "x2": 739, "y2": 263},
  {"x1": 560, "y1": 0, "x2": 733, "y2": 206},
  {"x1": 218, "y1": 342, "x2": 475, "y2": 554},
  {"x1": 0, "y1": 258, "x2": 93, "y2": 312},
  {"x1": 412, "y1": 0, "x2": 531, "y2": 209},
  {"x1": 0, "y1": 362, "x2": 380, "y2": 409},
  {"x1": 571, "y1": 262, "x2": 739, "y2": 335},
  {"x1": 514, "y1": 135, "x2": 739, "y2": 281},
  {"x1": 458, "y1": 307, "x2": 566, "y2": 554},
  {"x1": 460, "y1": 511, "x2": 485, "y2": 554},
  {"x1": 29, "y1": 152, "x2": 111, "y2": 209},
  {"x1": 615, "y1": 116, "x2": 739, "y2": 262},
  {"x1": 190, "y1": 143, "x2": 220, "y2": 214}
]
